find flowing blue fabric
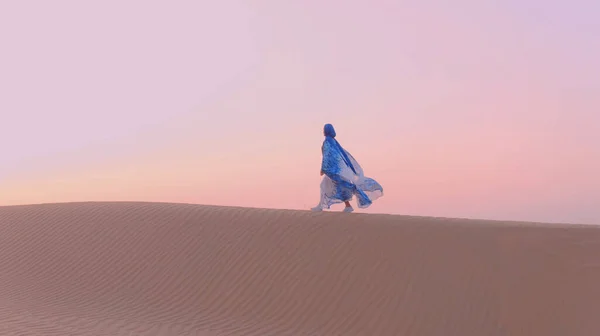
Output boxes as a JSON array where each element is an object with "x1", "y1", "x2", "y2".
[
  {"x1": 319, "y1": 124, "x2": 383, "y2": 209},
  {"x1": 323, "y1": 124, "x2": 357, "y2": 175}
]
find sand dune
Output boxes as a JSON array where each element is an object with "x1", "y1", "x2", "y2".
[{"x1": 0, "y1": 202, "x2": 599, "y2": 335}]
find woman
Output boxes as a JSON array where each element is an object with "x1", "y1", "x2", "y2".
[{"x1": 311, "y1": 124, "x2": 383, "y2": 212}]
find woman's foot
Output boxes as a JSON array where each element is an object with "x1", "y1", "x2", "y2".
[
  {"x1": 342, "y1": 201, "x2": 353, "y2": 213},
  {"x1": 311, "y1": 205, "x2": 323, "y2": 212}
]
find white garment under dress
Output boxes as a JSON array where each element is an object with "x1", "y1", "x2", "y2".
[{"x1": 316, "y1": 174, "x2": 383, "y2": 209}]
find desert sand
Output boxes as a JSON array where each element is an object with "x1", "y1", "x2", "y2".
[{"x1": 0, "y1": 202, "x2": 599, "y2": 335}]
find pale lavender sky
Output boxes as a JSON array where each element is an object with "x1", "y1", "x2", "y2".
[{"x1": 1, "y1": 0, "x2": 599, "y2": 224}]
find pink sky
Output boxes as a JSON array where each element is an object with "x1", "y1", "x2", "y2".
[{"x1": 1, "y1": 0, "x2": 599, "y2": 224}]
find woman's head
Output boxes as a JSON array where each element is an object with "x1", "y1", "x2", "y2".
[{"x1": 324, "y1": 124, "x2": 336, "y2": 138}]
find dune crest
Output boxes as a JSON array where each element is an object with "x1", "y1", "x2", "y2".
[{"x1": 0, "y1": 202, "x2": 599, "y2": 335}]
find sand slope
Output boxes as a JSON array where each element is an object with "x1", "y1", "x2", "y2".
[{"x1": 0, "y1": 202, "x2": 599, "y2": 335}]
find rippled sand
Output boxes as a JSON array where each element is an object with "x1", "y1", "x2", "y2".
[{"x1": 1, "y1": 202, "x2": 599, "y2": 335}]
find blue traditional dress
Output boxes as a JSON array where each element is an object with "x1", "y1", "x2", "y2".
[{"x1": 316, "y1": 124, "x2": 383, "y2": 210}]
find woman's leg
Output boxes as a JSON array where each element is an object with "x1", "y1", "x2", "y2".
[{"x1": 343, "y1": 200, "x2": 354, "y2": 212}]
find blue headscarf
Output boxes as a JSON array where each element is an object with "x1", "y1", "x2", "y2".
[{"x1": 323, "y1": 124, "x2": 357, "y2": 175}]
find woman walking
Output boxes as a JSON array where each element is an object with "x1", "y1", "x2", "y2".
[{"x1": 311, "y1": 124, "x2": 383, "y2": 212}]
